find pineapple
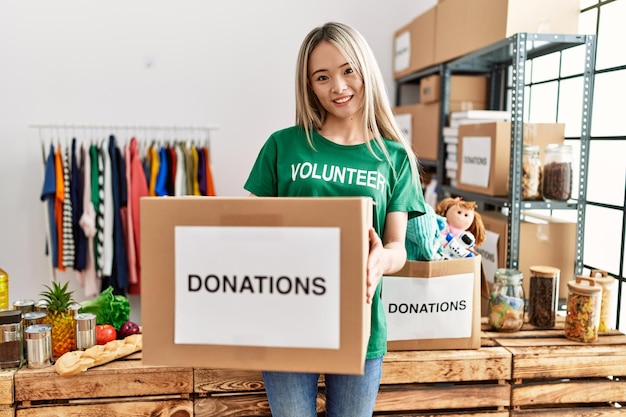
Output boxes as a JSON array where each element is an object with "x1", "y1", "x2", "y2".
[{"x1": 40, "y1": 281, "x2": 77, "y2": 358}]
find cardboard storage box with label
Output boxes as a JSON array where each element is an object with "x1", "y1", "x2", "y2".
[
  {"x1": 394, "y1": 100, "x2": 486, "y2": 162},
  {"x1": 420, "y1": 74, "x2": 488, "y2": 105},
  {"x1": 476, "y1": 211, "x2": 576, "y2": 300},
  {"x1": 383, "y1": 256, "x2": 482, "y2": 350},
  {"x1": 456, "y1": 122, "x2": 565, "y2": 196},
  {"x1": 435, "y1": 0, "x2": 580, "y2": 63},
  {"x1": 140, "y1": 197, "x2": 372, "y2": 375},
  {"x1": 393, "y1": 6, "x2": 436, "y2": 79}
]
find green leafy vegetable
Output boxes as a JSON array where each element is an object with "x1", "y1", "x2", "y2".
[{"x1": 79, "y1": 286, "x2": 131, "y2": 330}]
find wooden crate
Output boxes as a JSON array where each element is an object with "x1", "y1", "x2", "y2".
[
  {"x1": 14, "y1": 353, "x2": 193, "y2": 416},
  {"x1": 490, "y1": 318, "x2": 626, "y2": 416}
]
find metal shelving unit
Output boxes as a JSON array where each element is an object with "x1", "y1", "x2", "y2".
[{"x1": 396, "y1": 32, "x2": 597, "y2": 273}]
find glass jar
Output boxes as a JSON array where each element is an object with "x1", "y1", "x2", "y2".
[
  {"x1": 590, "y1": 270, "x2": 617, "y2": 332},
  {"x1": 565, "y1": 276, "x2": 601, "y2": 343},
  {"x1": 0, "y1": 309, "x2": 23, "y2": 369},
  {"x1": 522, "y1": 145, "x2": 542, "y2": 200},
  {"x1": 542, "y1": 143, "x2": 573, "y2": 201},
  {"x1": 527, "y1": 266, "x2": 559, "y2": 328},
  {"x1": 489, "y1": 268, "x2": 525, "y2": 332}
]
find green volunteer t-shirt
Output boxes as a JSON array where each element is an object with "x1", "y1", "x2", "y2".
[{"x1": 244, "y1": 125, "x2": 426, "y2": 359}]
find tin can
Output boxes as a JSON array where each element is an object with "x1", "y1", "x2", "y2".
[
  {"x1": 13, "y1": 299, "x2": 35, "y2": 316},
  {"x1": 69, "y1": 302, "x2": 82, "y2": 318},
  {"x1": 34, "y1": 300, "x2": 48, "y2": 312},
  {"x1": 75, "y1": 313, "x2": 97, "y2": 350},
  {"x1": 25, "y1": 324, "x2": 53, "y2": 368},
  {"x1": 23, "y1": 311, "x2": 47, "y2": 360}
]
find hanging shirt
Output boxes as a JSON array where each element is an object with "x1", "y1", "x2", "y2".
[
  {"x1": 155, "y1": 146, "x2": 169, "y2": 197},
  {"x1": 174, "y1": 143, "x2": 186, "y2": 196},
  {"x1": 128, "y1": 137, "x2": 149, "y2": 295},
  {"x1": 204, "y1": 146, "x2": 216, "y2": 196},
  {"x1": 197, "y1": 146, "x2": 207, "y2": 196},
  {"x1": 54, "y1": 146, "x2": 66, "y2": 271},
  {"x1": 71, "y1": 138, "x2": 88, "y2": 271},
  {"x1": 40, "y1": 145, "x2": 58, "y2": 268},
  {"x1": 102, "y1": 142, "x2": 114, "y2": 277},
  {"x1": 61, "y1": 145, "x2": 75, "y2": 269},
  {"x1": 78, "y1": 142, "x2": 99, "y2": 298},
  {"x1": 90, "y1": 144, "x2": 104, "y2": 277}
]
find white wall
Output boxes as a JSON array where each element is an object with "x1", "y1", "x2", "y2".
[{"x1": 0, "y1": 0, "x2": 435, "y2": 321}]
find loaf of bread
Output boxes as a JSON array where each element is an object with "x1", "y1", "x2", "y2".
[{"x1": 54, "y1": 334, "x2": 142, "y2": 376}]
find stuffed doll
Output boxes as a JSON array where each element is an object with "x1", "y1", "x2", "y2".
[{"x1": 433, "y1": 197, "x2": 486, "y2": 260}]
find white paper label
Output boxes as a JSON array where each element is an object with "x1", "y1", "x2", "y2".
[
  {"x1": 394, "y1": 31, "x2": 410, "y2": 72},
  {"x1": 460, "y1": 136, "x2": 492, "y2": 188},
  {"x1": 174, "y1": 226, "x2": 341, "y2": 349},
  {"x1": 383, "y1": 272, "x2": 474, "y2": 340},
  {"x1": 475, "y1": 230, "x2": 499, "y2": 285}
]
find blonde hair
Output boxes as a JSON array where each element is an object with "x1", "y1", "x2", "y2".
[{"x1": 295, "y1": 22, "x2": 420, "y2": 188}]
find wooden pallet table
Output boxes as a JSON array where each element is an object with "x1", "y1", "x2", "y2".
[
  {"x1": 193, "y1": 336, "x2": 512, "y2": 417},
  {"x1": 489, "y1": 318, "x2": 626, "y2": 417},
  {"x1": 13, "y1": 353, "x2": 193, "y2": 417},
  {"x1": 0, "y1": 370, "x2": 15, "y2": 417}
]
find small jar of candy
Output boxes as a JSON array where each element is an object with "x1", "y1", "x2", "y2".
[
  {"x1": 489, "y1": 268, "x2": 525, "y2": 332},
  {"x1": 565, "y1": 276, "x2": 602, "y2": 343}
]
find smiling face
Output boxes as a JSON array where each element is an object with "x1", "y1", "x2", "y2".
[
  {"x1": 445, "y1": 204, "x2": 475, "y2": 232},
  {"x1": 307, "y1": 40, "x2": 364, "y2": 123}
]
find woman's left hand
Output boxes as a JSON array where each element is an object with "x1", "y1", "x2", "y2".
[{"x1": 366, "y1": 227, "x2": 385, "y2": 304}]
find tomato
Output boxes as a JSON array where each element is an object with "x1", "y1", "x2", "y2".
[{"x1": 95, "y1": 324, "x2": 117, "y2": 345}]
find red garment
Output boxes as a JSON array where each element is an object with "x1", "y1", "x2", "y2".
[
  {"x1": 127, "y1": 138, "x2": 149, "y2": 295},
  {"x1": 123, "y1": 143, "x2": 138, "y2": 287}
]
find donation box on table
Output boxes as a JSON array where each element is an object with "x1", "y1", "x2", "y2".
[{"x1": 140, "y1": 197, "x2": 372, "y2": 375}]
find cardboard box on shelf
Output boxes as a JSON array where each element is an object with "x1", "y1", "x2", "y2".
[
  {"x1": 456, "y1": 122, "x2": 565, "y2": 196},
  {"x1": 383, "y1": 256, "x2": 482, "y2": 350},
  {"x1": 420, "y1": 75, "x2": 488, "y2": 105},
  {"x1": 140, "y1": 196, "x2": 372, "y2": 375},
  {"x1": 393, "y1": 101, "x2": 486, "y2": 162},
  {"x1": 476, "y1": 210, "x2": 576, "y2": 301},
  {"x1": 393, "y1": 6, "x2": 436, "y2": 79},
  {"x1": 435, "y1": 0, "x2": 581, "y2": 63}
]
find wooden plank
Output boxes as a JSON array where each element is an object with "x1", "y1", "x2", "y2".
[
  {"x1": 374, "y1": 383, "x2": 511, "y2": 412},
  {"x1": 195, "y1": 393, "x2": 325, "y2": 417},
  {"x1": 15, "y1": 399, "x2": 192, "y2": 417},
  {"x1": 375, "y1": 413, "x2": 509, "y2": 417},
  {"x1": 512, "y1": 378, "x2": 626, "y2": 407},
  {"x1": 194, "y1": 369, "x2": 264, "y2": 394},
  {"x1": 506, "y1": 344, "x2": 626, "y2": 380},
  {"x1": 0, "y1": 408, "x2": 12, "y2": 417},
  {"x1": 14, "y1": 360, "x2": 193, "y2": 402},
  {"x1": 511, "y1": 406, "x2": 624, "y2": 416},
  {"x1": 495, "y1": 334, "x2": 626, "y2": 347},
  {"x1": 382, "y1": 347, "x2": 511, "y2": 384},
  {"x1": 0, "y1": 371, "x2": 14, "y2": 406}
]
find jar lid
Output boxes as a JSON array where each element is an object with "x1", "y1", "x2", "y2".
[
  {"x1": 13, "y1": 299, "x2": 35, "y2": 307},
  {"x1": 25, "y1": 324, "x2": 52, "y2": 338},
  {"x1": 545, "y1": 143, "x2": 573, "y2": 152},
  {"x1": 568, "y1": 276, "x2": 601, "y2": 295},
  {"x1": 523, "y1": 145, "x2": 540, "y2": 154},
  {"x1": 529, "y1": 265, "x2": 560, "y2": 278},
  {"x1": 494, "y1": 268, "x2": 523, "y2": 283},
  {"x1": 23, "y1": 311, "x2": 47, "y2": 321},
  {"x1": 0, "y1": 309, "x2": 22, "y2": 324}
]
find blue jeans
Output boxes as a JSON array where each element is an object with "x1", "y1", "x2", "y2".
[{"x1": 262, "y1": 357, "x2": 383, "y2": 417}]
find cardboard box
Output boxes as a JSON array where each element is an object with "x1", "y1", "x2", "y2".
[
  {"x1": 435, "y1": 0, "x2": 580, "y2": 63},
  {"x1": 456, "y1": 122, "x2": 565, "y2": 196},
  {"x1": 140, "y1": 196, "x2": 372, "y2": 375},
  {"x1": 393, "y1": 6, "x2": 436, "y2": 79},
  {"x1": 383, "y1": 256, "x2": 482, "y2": 350},
  {"x1": 394, "y1": 101, "x2": 486, "y2": 162},
  {"x1": 476, "y1": 211, "x2": 576, "y2": 300},
  {"x1": 420, "y1": 75, "x2": 488, "y2": 105}
]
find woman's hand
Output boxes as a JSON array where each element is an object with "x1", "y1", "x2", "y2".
[
  {"x1": 366, "y1": 227, "x2": 385, "y2": 304},
  {"x1": 366, "y1": 212, "x2": 409, "y2": 304}
]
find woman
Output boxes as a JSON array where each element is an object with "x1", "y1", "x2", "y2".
[{"x1": 244, "y1": 22, "x2": 426, "y2": 417}]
